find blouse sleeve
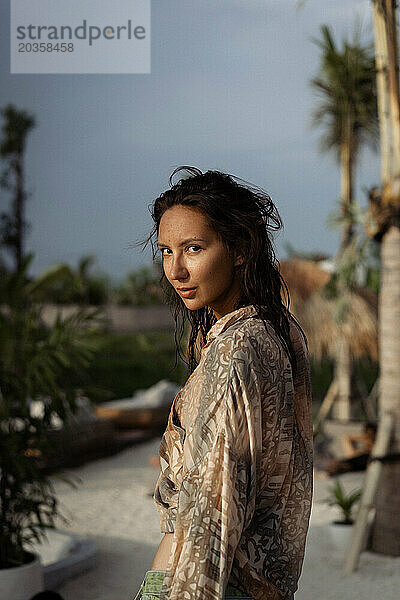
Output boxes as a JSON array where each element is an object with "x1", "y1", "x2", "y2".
[
  {"x1": 158, "y1": 344, "x2": 269, "y2": 600},
  {"x1": 153, "y1": 462, "x2": 178, "y2": 534},
  {"x1": 153, "y1": 419, "x2": 184, "y2": 533}
]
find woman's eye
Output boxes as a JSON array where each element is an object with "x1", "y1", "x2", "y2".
[{"x1": 160, "y1": 245, "x2": 201, "y2": 256}]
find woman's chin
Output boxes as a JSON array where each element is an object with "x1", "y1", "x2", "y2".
[{"x1": 181, "y1": 297, "x2": 205, "y2": 310}]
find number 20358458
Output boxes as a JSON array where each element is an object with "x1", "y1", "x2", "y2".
[{"x1": 18, "y1": 42, "x2": 74, "y2": 52}]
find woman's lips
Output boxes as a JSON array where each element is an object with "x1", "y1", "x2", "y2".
[{"x1": 178, "y1": 287, "x2": 197, "y2": 298}]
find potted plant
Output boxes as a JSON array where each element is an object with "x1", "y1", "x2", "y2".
[
  {"x1": 0, "y1": 255, "x2": 104, "y2": 600},
  {"x1": 322, "y1": 478, "x2": 362, "y2": 551}
]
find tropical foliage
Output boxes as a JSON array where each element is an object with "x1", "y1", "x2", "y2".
[
  {"x1": 43, "y1": 254, "x2": 110, "y2": 306},
  {"x1": 322, "y1": 479, "x2": 362, "y2": 524},
  {"x1": 310, "y1": 23, "x2": 378, "y2": 253},
  {"x1": 0, "y1": 255, "x2": 104, "y2": 568},
  {"x1": 113, "y1": 260, "x2": 164, "y2": 305}
]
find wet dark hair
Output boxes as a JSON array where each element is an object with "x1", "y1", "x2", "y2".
[{"x1": 134, "y1": 165, "x2": 302, "y2": 376}]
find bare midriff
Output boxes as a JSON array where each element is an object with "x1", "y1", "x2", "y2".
[{"x1": 150, "y1": 533, "x2": 174, "y2": 571}]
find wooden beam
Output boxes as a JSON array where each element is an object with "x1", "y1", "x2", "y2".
[{"x1": 343, "y1": 412, "x2": 394, "y2": 573}]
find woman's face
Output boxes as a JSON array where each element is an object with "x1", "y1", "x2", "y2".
[{"x1": 158, "y1": 205, "x2": 244, "y2": 320}]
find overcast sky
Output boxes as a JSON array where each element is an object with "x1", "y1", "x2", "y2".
[{"x1": 0, "y1": 0, "x2": 379, "y2": 284}]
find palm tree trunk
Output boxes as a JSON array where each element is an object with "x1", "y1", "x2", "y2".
[
  {"x1": 332, "y1": 333, "x2": 352, "y2": 421},
  {"x1": 369, "y1": 0, "x2": 400, "y2": 556},
  {"x1": 378, "y1": 228, "x2": 400, "y2": 418},
  {"x1": 384, "y1": 0, "x2": 400, "y2": 171},
  {"x1": 332, "y1": 132, "x2": 356, "y2": 421},
  {"x1": 370, "y1": 225, "x2": 400, "y2": 555},
  {"x1": 14, "y1": 151, "x2": 24, "y2": 272},
  {"x1": 339, "y1": 133, "x2": 354, "y2": 251},
  {"x1": 373, "y1": 0, "x2": 391, "y2": 183}
]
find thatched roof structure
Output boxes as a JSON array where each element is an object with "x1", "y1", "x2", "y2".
[{"x1": 279, "y1": 258, "x2": 378, "y2": 362}]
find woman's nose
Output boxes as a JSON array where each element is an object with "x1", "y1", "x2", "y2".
[{"x1": 169, "y1": 253, "x2": 189, "y2": 279}]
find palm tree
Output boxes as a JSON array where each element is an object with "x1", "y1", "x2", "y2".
[
  {"x1": 310, "y1": 24, "x2": 379, "y2": 421},
  {"x1": 310, "y1": 24, "x2": 378, "y2": 252},
  {"x1": 0, "y1": 105, "x2": 35, "y2": 273},
  {"x1": 366, "y1": 0, "x2": 400, "y2": 557},
  {"x1": 296, "y1": 0, "x2": 400, "y2": 561}
]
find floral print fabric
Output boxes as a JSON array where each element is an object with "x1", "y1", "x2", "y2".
[{"x1": 153, "y1": 304, "x2": 313, "y2": 600}]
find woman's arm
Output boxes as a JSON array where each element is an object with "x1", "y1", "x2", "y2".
[{"x1": 150, "y1": 533, "x2": 174, "y2": 571}]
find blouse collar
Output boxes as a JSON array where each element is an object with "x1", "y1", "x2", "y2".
[{"x1": 205, "y1": 304, "x2": 259, "y2": 346}]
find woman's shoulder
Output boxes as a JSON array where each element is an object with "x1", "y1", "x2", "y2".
[
  {"x1": 286, "y1": 311, "x2": 310, "y2": 354},
  {"x1": 209, "y1": 312, "x2": 286, "y2": 365}
]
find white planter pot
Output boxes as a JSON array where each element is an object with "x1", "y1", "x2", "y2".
[
  {"x1": 328, "y1": 520, "x2": 354, "y2": 552},
  {"x1": 0, "y1": 550, "x2": 44, "y2": 600}
]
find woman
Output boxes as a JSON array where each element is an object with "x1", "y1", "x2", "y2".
[{"x1": 132, "y1": 166, "x2": 313, "y2": 600}]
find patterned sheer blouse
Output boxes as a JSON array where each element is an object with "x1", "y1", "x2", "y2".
[{"x1": 152, "y1": 304, "x2": 313, "y2": 600}]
